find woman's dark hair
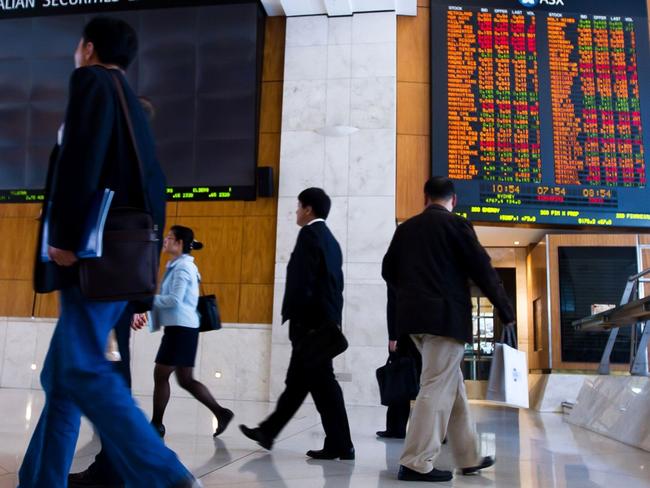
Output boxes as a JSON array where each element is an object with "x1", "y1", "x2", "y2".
[
  {"x1": 170, "y1": 225, "x2": 204, "y2": 254},
  {"x1": 298, "y1": 187, "x2": 331, "y2": 219},
  {"x1": 82, "y1": 17, "x2": 138, "y2": 70}
]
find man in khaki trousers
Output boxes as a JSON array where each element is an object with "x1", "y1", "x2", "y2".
[{"x1": 382, "y1": 177, "x2": 515, "y2": 483}]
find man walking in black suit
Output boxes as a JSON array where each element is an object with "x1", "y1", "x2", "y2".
[
  {"x1": 239, "y1": 188, "x2": 354, "y2": 460},
  {"x1": 383, "y1": 177, "x2": 515, "y2": 483}
]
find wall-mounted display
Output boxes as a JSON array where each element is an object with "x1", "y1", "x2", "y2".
[
  {"x1": 0, "y1": 0, "x2": 264, "y2": 202},
  {"x1": 431, "y1": 0, "x2": 650, "y2": 227}
]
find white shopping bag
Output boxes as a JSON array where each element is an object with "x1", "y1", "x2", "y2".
[{"x1": 486, "y1": 342, "x2": 529, "y2": 409}]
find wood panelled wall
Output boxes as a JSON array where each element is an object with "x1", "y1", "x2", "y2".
[
  {"x1": 397, "y1": 0, "x2": 431, "y2": 221},
  {"x1": 0, "y1": 16, "x2": 286, "y2": 323}
]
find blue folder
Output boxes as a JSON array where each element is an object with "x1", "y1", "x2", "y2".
[{"x1": 40, "y1": 188, "x2": 115, "y2": 262}]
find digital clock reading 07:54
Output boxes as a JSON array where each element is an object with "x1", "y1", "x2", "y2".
[{"x1": 431, "y1": 0, "x2": 650, "y2": 228}]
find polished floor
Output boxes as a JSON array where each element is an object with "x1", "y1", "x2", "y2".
[{"x1": 0, "y1": 389, "x2": 649, "y2": 487}]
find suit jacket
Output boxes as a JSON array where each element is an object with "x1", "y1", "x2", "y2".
[
  {"x1": 151, "y1": 254, "x2": 200, "y2": 329},
  {"x1": 281, "y1": 221, "x2": 344, "y2": 334},
  {"x1": 382, "y1": 204, "x2": 514, "y2": 344},
  {"x1": 34, "y1": 66, "x2": 166, "y2": 297}
]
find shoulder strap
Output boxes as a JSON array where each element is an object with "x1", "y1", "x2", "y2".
[{"x1": 110, "y1": 71, "x2": 151, "y2": 213}]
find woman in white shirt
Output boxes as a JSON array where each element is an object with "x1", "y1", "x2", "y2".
[{"x1": 141, "y1": 225, "x2": 233, "y2": 438}]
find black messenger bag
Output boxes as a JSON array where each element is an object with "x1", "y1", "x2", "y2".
[{"x1": 79, "y1": 73, "x2": 159, "y2": 301}]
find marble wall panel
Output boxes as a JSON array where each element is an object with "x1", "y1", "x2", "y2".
[
  {"x1": 234, "y1": 328, "x2": 271, "y2": 401},
  {"x1": 347, "y1": 263, "x2": 384, "y2": 283},
  {"x1": 131, "y1": 329, "x2": 168, "y2": 397},
  {"x1": 284, "y1": 46, "x2": 328, "y2": 81},
  {"x1": 269, "y1": 342, "x2": 292, "y2": 400},
  {"x1": 274, "y1": 197, "x2": 301, "y2": 263},
  {"x1": 349, "y1": 129, "x2": 396, "y2": 196},
  {"x1": 286, "y1": 16, "x2": 328, "y2": 47},
  {"x1": 352, "y1": 12, "x2": 396, "y2": 44},
  {"x1": 282, "y1": 81, "x2": 327, "y2": 131},
  {"x1": 1, "y1": 321, "x2": 37, "y2": 389},
  {"x1": 327, "y1": 197, "x2": 350, "y2": 265},
  {"x1": 350, "y1": 77, "x2": 396, "y2": 130},
  {"x1": 325, "y1": 79, "x2": 352, "y2": 127},
  {"x1": 278, "y1": 132, "x2": 325, "y2": 197},
  {"x1": 324, "y1": 137, "x2": 351, "y2": 196},
  {"x1": 30, "y1": 323, "x2": 54, "y2": 390},
  {"x1": 199, "y1": 329, "x2": 241, "y2": 401},
  {"x1": 351, "y1": 43, "x2": 396, "y2": 78},
  {"x1": 347, "y1": 196, "x2": 396, "y2": 263},
  {"x1": 345, "y1": 284, "x2": 389, "y2": 347},
  {"x1": 328, "y1": 16, "x2": 352, "y2": 45},
  {"x1": 341, "y1": 345, "x2": 385, "y2": 406},
  {"x1": 327, "y1": 44, "x2": 352, "y2": 80},
  {"x1": 271, "y1": 281, "x2": 290, "y2": 345}
]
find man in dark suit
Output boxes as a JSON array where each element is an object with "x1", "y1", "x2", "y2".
[
  {"x1": 382, "y1": 177, "x2": 515, "y2": 483},
  {"x1": 239, "y1": 188, "x2": 354, "y2": 460},
  {"x1": 19, "y1": 17, "x2": 200, "y2": 488}
]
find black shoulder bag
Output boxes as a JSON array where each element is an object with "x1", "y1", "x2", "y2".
[
  {"x1": 197, "y1": 280, "x2": 222, "y2": 332},
  {"x1": 78, "y1": 73, "x2": 159, "y2": 301}
]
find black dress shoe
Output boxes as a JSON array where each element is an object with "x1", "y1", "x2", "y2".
[
  {"x1": 306, "y1": 447, "x2": 355, "y2": 460},
  {"x1": 461, "y1": 456, "x2": 495, "y2": 475},
  {"x1": 213, "y1": 409, "x2": 234, "y2": 437},
  {"x1": 68, "y1": 469, "x2": 124, "y2": 488},
  {"x1": 239, "y1": 424, "x2": 273, "y2": 450},
  {"x1": 398, "y1": 465, "x2": 453, "y2": 482},
  {"x1": 376, "y1": 430, "x2": 406, "y2": 439}
]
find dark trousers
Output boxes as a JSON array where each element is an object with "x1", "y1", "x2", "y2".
[
  {"x1": 85, "y1": 307, "x2": 132, "y2": 483},
  {"x1": 259, "y1": 348, "x2": 353, "y2": 452},
  {"x1": 385, "y1": 401, "x2": 411, "y2": 436}
]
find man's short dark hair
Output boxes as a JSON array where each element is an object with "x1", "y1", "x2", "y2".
[
  {"x1": 298, "y1": 187, "x2": 331, "y2": 219},
  {"x1": 424, "y1": 177, "x2": 455, "y2": 201},
  {"x1": 82, "y1": 17, "x2": 138, "y2": 70}
]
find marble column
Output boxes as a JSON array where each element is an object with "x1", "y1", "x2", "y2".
[{"x1": 270, "y1": 12, "x2": 397, "y2": 405}]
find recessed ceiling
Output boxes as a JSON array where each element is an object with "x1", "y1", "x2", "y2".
[
  {"x1": 475, "y1": 225, "x2": 581, "y2": 248},
  {"x1": 259, "y1": 0, "x2": 417, "y2": 16}
]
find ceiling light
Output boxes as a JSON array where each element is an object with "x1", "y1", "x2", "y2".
[{"x1": 314, "y1": 125, "x2": 359, "y2": 137}]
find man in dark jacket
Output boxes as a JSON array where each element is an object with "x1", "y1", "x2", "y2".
[
  {"x1": 382, "y1": 177, "x2": 515, "y2": 483},
  {"x1": 239, "y1": 188, "x2": 354, "y2": 460},
  {"x1": 19, "y1": 17, "x2": 199, "y2": 488}
]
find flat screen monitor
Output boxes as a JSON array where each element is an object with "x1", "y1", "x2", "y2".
[{"x1": 0, "y1": 0, "x2": 265, "y2": 202}]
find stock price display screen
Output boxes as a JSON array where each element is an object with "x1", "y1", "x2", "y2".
[{"x1": 432, "y1": 0, "x2": 650, "y2": 227}]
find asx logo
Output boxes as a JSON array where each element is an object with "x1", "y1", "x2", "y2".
[{"x1": 519, "y1": 0, "x2": 565, "y2": 6}]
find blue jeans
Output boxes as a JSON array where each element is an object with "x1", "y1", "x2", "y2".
[{"x1": 18, "y1": 287, "x2": 191, "y2": 488}]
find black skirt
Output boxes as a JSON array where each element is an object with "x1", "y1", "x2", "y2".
[{"x1": 155, "y1": 326, "x2": 200, "y2": 367}]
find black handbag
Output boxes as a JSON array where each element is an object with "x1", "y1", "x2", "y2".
[
  {"x1": 78, "y1": 73, "x2": 159, "y2": 301},
  {"x1": 197, "y1": 283, "x2": 222, "y2": 332},
  {"x1": 293, "y1": 322, "x2": 348, "y2": 365},
  {"x1": 376, "y1": 354, "x2": 420, "y2": 406}
]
